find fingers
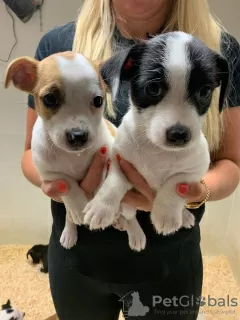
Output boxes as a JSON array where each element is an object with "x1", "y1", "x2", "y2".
[
  {"x1": 41, "y1": 180, "x2": 69, "y2": 203},
  {"x1": 176, "y1": 182, "x2": 206, "y2": 202},
  {"x1": 117, "y1": 156, "x2": 154, "y2": 201},
  {"x1": 122, "y1": 190, "x2": 152, "y2": 212},
  {"x1": 80, "y1": 146, "x2": 108, "y2": 196}
]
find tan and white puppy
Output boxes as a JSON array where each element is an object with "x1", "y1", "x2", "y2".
[{"x1": 5, "y1": 52, "x2": 146, "y2": 251}]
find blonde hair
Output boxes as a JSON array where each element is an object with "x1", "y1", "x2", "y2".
[{"x1": 73, "y1": 0, "x2": 225, "y2": 151}]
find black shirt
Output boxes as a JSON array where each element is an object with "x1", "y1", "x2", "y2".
[{"x1": 28, "y1": 22, "x2": 240, "y2": 283}]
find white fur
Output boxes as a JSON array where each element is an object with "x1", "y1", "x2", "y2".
[
  {"x1": 83, "y1": 34, "x2": 211, "y2": 238},
  {"x1": 0, "y1": 308, "x2": 24, "y2": 320},
  {"x1": 31, "y1": 54, "x2": 146, "y2": 251}
]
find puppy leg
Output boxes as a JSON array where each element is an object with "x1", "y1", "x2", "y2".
[
  {"x1": 182, "y1": 208, "x2": 195, "y2": 229},
  {"x1": 40, "y1": 258, "x2": 48, "y2": 273},
  {"x1": 151, "y1": 174, "x2": 195, "y2": 236},
  {"x1": 60, "y1": 215, "x2": 78, "y2": 249},
  {"x1": 42, "y1": 172, "x2": 88, "y2": 225},
  {"x1": 118, "y1": 216, "x2": 146, "y2": 251},
  {"x1": 83, "y1": 159, "x2": 132, "y2": 230}
]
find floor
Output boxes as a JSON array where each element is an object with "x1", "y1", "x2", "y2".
[{"x1": 0, "y1": 245, "x2": 240, "y2": 320}]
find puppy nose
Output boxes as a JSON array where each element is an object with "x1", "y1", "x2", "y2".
[
  {"x1": 66, "y1": 128, "x2": 88, "y2": 148},
  {"x1": 166, "y1": 125, "x2": 191, "y2": 146}
]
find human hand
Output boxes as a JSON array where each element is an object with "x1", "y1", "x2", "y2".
[
  {"x1": 176, "y1": 181, "x2": 207, "y2": 203},
  {"x1": 115, "y1": 156, "x2": 155, "y2": 212},
  {"x1": 41, "y1": 146, "x2": 108, "y2": 202},
  {"x1": 114, "y1": 155, "x2": 208, "y2": 211}
]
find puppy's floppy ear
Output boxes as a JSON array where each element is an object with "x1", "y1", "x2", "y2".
[
  {"x1": 100, "y1": 43, "x2": 146, "y2": 102},
  {"x1": 5, "y1": 57, "x2": 38, "y2": 93},
  {"x1": 216, "y1": 54, "x2": 230, "y2": 112}
]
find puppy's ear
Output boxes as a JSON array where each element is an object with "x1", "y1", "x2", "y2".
[
  {"x1": 100, "y1": 43, "x2": 146, "y2": 102},
  {"x1": 5, "y1": 57, "x2": 38, "y2": 93},
  {"x1": 216, "y1": 54, "x2": 230, "y2": 112},
  {"x1": 2, "y1": 299, "x2": 11, "y2": 310}
]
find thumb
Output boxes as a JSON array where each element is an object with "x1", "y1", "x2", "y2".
[
  {"x1": 176, "y1": 183, "x2": 190, "y2": 198},
  {"x1": 176, "y1": 182, "x2": 204, "y2": 201},
  {"x1": 41, "y1": 180, "x2": 69, "y2": 198}
]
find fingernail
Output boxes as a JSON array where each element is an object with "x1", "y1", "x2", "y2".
[
  {"x1": 116, "y1": 154, "x2": 121, "y2": 161},
  {"x1": 178, "y1": 184, "x2": 189, "y2": 195},
  {"x1": 107, "y1": 159, "x2": 111, "y2": 171},
  {"x1": 100, "y1": 146, "x2": 107, "y2": 156},
  {"x1": 57, "y1": 182, "x2": 67, "y2": 193}
]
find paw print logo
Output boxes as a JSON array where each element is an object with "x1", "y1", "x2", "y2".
[{"x1": 196, "y1": 296, "x2": 206, "y2": 307}]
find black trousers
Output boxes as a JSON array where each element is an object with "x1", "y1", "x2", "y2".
[{"x1": 48, "y1": 226, "x2": 203, "y2": 320}]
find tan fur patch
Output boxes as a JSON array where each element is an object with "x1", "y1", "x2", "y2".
[
  {"x1": 55, "y1": 51, "x2": 76, "y2": 60},
  {"x1": 105, "y1": 119, "x2": 117, "y2": 137},
  {"x1": 33, "y1": 55, "x2": 64, "y2": 120}
]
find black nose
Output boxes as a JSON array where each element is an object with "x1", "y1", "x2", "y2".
[
  {"x1": 66, "y1": 128, "x2": 88, "y2": 148},
  {"x1": 166, "y1": 125, "x2": 191, "y2": 146}
]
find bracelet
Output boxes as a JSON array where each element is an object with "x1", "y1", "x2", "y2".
[{"x1": 185, "y1": 179, "x2": 211, "y2": 209}]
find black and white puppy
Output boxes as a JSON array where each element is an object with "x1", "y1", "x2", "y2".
[
  {"x1": 0, "y1": 300, "x2": 25, "y2": 320},
  {"x1": 83, "y1": 31, "x2": 229, "y2": 240}
]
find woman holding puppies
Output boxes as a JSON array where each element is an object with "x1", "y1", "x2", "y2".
[{"x1": 22, "y1": 0, "x2": 240, "y2": 319}]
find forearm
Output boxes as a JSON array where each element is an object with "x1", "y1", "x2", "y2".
[
  {"x1": 21, "y1": 149, "x2": 42, "y2": 187},
  {"x1": 204, "y1": 159, "x2": 240, "y2": 201}
]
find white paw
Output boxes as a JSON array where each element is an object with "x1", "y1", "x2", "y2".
[
  {"x1": 83, "y1": 198, "x2": 118, "y2": 230},
  {"x1": 128, "y1": 226, "x2": 146, "y2": 252},
  {"x1": 113, "y1": 220, "x2": 127, "y2": 231},
  {"x1": 182, "y1": 208, "x2": 195, "y2": 229},
  {"x1": 60, "y1": 228, "x2": 78, "y2": 249},
  {"x1": 66, "y1": 207, "x2": 84, "y2": 225},
  {"x1": 125, "y1": 218, "x2": 147, "y2": 252},
  {"x1": 151, "y1": 208, "x2": 182, "y2": 236}
]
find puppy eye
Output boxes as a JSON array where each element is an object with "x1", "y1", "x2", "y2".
[
  {"x1": 93, "y1": 96, "x2": 103, "y2": 108},
  {"x1": 197, "y1": 86, "x2": 212, "y2": 100},
  {"x1": 145, "y1": 82, "x2": 162, "y2": 97},
  {"x1": 43, "y1": 93, "x2": 59, "y2": 108}
]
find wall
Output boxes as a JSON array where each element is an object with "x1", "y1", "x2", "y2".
[
  {"x1": 0, "y1": 0, "x2": 239, "y2": 249},
  {"x1": 0, "y1": 0, "x2": 81, "y2": 244}
]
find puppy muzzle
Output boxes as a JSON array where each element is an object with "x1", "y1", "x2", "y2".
[
  {"x1": 66, "y1": 128, "x2": 89, "y2": 150},
  {"x1": 166, "y1": 124, "x2": 191, "y2": 147}
]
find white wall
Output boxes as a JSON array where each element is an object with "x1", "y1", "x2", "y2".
[
  {"x1": 0, "y1": 0, "x2": 81, "y2": 244},
  {"x1": 0, "y1": 0, "x2": 239, "y2": 245}
]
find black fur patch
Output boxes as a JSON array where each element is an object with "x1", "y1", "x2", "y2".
[
  {"x1": 2, "y1": 300, "x2": 11, "y2": 310},
  {"x1": 27, "y1": 244, "x2": 48, "y2": 273}
]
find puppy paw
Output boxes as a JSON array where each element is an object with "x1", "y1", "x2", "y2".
[
  {"x1": 151, "y1": 208, "x2": 182, "y2": 236},
  {"x1": 83, "y1": 198, "x2": 118, "y2": 230},
  {"x1": 60, "y1": 227, "x2": 78, "y2": 249},
  {"x1": 113, "y1": 220, "x2": 127, "y2": 231},
  {"x1": 125, "y1": 218, "x2": 147, "y2": 252},
  {"x1": 63, "y1": 196, "x2": 86, "y2": 225},
  {"x1": 128, "y1": 228, "x2": 147, "y2": 252},
  {"x1": 182, "y1": 208, "x2": 195, "y2": 229},
  {"x1": 64, "y1": 207, "x2": 84, "y2": 226}
]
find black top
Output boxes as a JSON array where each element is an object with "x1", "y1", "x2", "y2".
[{"x1": 28, "y1": 22, "x2": 240, "y2": 283}]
